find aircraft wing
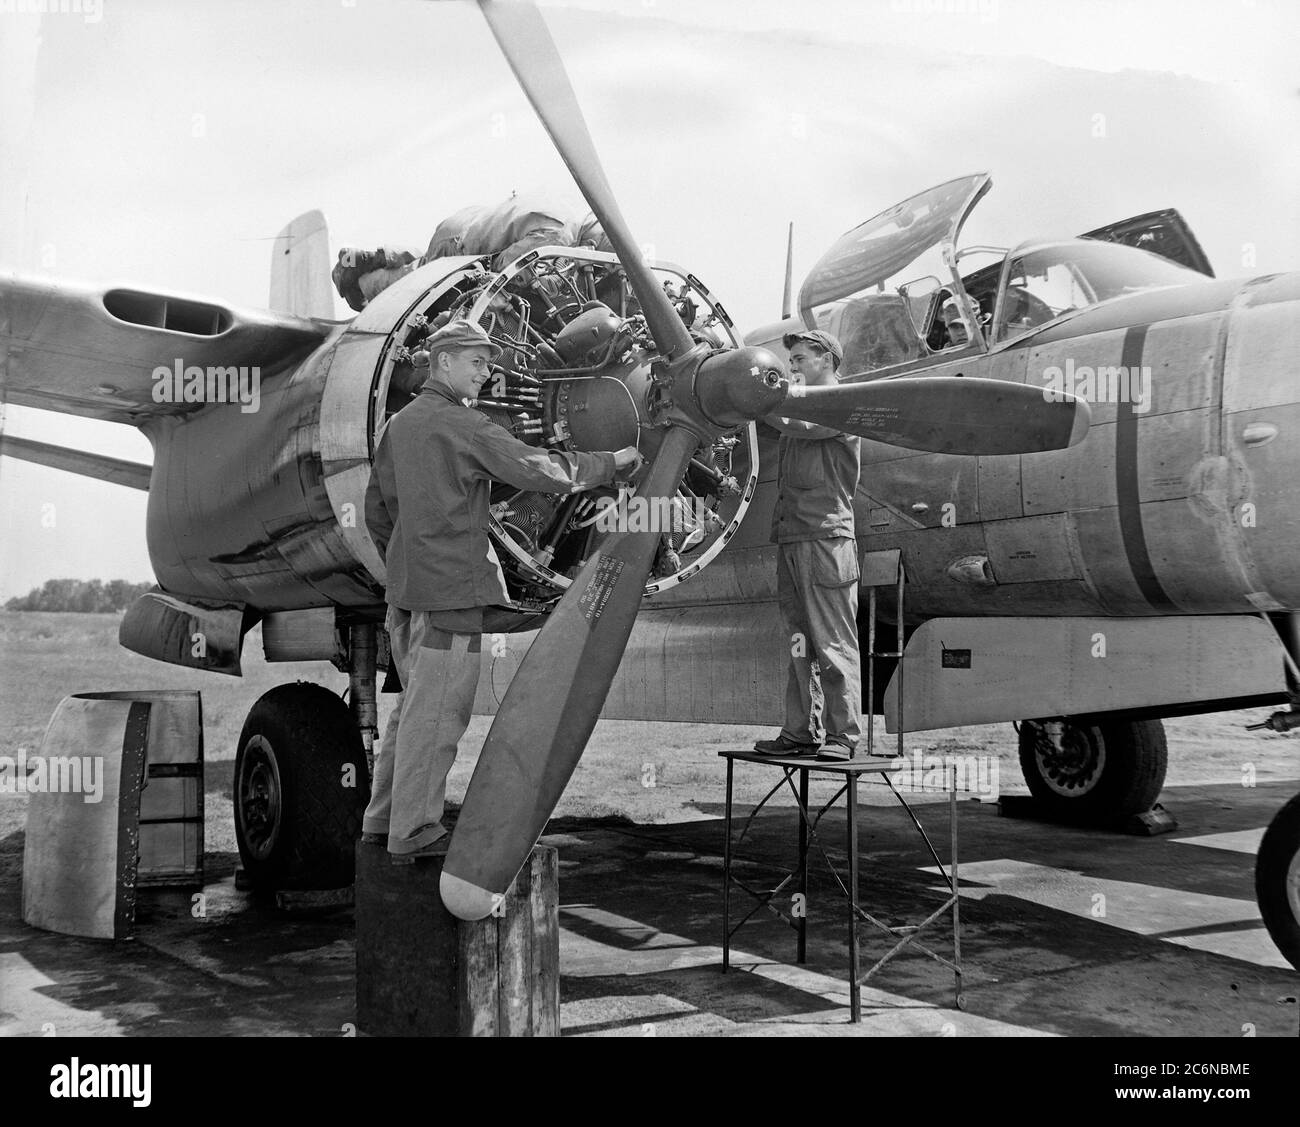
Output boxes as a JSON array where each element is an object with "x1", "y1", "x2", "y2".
[
  {"x1": 0, "y1": 434, "x2": 151, "y2": 490},
  {"x1": 0, "y1": 271, "x2": 335, "y2": 425}
]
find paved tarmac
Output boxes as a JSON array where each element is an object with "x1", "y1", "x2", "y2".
[{"x1": 2, "y1": 777, "x2": 1297, "y2": 1037}]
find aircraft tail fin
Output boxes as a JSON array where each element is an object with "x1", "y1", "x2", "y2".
[{"x1": 269, "y1": 209, "x2": 335, "y2": 319}]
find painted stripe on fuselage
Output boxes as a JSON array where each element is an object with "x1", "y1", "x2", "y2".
[{"x1": 1114, "y1": 324, "x2": 1177, "y2": 610}]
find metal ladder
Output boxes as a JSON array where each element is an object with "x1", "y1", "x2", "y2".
[{"x1": 862, "y1": 547, "x2": 906, "y2": 760}]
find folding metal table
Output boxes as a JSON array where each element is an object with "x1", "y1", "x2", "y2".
[{"x1": 719, "y1": 751, "x2": 963, "y2": 1021}]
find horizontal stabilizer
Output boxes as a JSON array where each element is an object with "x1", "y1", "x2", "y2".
[{"x1": 0, "y1": 434, "x2": 151, "y2": 490}]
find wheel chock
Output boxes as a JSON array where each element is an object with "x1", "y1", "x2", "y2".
[{"x1": 1121, "y1": 803, "x2": 1179, "y2": 836}]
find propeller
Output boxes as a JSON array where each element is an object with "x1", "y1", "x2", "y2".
[
  {"x1": 441, "y1": 0, "x2": 1090, "y2": 920},
  {"x1": 476, "y1": 0, "x2": 694, "y2": 364},
  {"x1": 778, "y1": 374, "x2": 1090, "y2": 455}
]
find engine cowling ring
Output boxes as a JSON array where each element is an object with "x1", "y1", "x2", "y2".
[
  {"x1": 472, "y1": 247, "x2": 758, "y2": 608},
  {"x1": 370, "y1": 247, "x2": 759, "y2": 615}
]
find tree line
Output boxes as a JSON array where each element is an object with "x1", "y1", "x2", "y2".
[{"x1": 4, "y1": 578, "x2": 154, "y2": 612}]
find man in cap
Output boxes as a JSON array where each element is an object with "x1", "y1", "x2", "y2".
[
  {"x1": 754, "y1": 328, "x2": 864, "y2": 759},
  {"x1": 362, "y1": 318, "x2": 641, "y2": 861}
]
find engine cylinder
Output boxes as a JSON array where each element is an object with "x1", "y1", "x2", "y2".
[{"x1": 553, "y1": 301, "x2": 623, "y2": 366}]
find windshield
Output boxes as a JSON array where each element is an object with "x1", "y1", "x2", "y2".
[{"x1": 995, "y1": 238, "x2": 1206, "y2": 341}]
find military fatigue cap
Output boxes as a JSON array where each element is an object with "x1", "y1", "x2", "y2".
[
  {"x1": 426, "y1": 319, "x2": 503, "y2": 362},
  {"x1": 782, "y1": 328, "x2": 843, "y2": 369}
]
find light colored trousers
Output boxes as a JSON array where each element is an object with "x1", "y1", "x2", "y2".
[
  {"x1": 362, "y1": 606, "x2": 482, "y2": 855},
  {"x1": 777, "y1": 537, "x2": 863, "y2": 747}
]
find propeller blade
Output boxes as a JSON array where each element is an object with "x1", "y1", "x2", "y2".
[
  {"x1": 777, "y1": 375, "x2": 1091, "y2": 455},
  {"x1": 441, "y1": 425, "x2": 700, "y2": 920},
  {"x1": 477, "y1": 0, "x2": 695, "y2": 361}
]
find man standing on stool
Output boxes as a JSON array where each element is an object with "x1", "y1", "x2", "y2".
[
  {"x1": 754, "y1": 329, "x2": 863, "y2": 759},
  {"x1": 362, "y1": 319, "x2": 641, "y2": 863}
]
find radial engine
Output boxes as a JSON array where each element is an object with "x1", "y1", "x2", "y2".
[{"x1": 369, "y1": 246, "x2": 758, "y2": 624}]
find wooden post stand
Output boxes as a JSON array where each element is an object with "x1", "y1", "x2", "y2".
[{"x1": 355, "y1": 842, "x2": 559, "y2": 1036}]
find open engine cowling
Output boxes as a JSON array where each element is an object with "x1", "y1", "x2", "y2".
[{"x1": 368, "y1": 247, "x2": 758, "y2": 624}]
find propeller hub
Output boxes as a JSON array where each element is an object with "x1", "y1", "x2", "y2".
[{"x1": 693, "y1": 346, "x2": 789, "y2": 429}]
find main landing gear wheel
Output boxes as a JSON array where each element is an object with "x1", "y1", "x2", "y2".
[
  {"x1": 1017, "y1": 718, "x2": 1167, "y2": 820},
  {"x1": 234, "y1": 681, "x2": 370, "y2": 892},
  {"x1": 1256, "y1": 792, "x2": 1300, "y2": 971}
]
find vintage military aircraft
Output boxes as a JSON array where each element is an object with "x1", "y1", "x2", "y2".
[
  {"x1": 1, "y1": 0, "x2": 1296, "y2": 962},
  {"x1": 742, "y1": 174, "x2": 1300, "y2": 967}
]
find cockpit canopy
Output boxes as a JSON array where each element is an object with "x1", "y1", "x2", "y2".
[
  {"x1": 798, "y1": 173, "x2": 990, "y2": 321},
  {"x1": 992, "y1": 238, "x2": 1207, "y2": 342},
  {"x1": 798, "y1": 174, "x2": 1213, "y2": 375}
]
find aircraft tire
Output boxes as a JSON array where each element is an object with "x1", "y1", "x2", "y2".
[
  {"x1": 1255, "y1": 792, "x2": 1300, "y2": 971},
  {"x1": 1017, "y1": 718, "x2": 1167, "y2": 820},
  {"x1": 233, "y1": 681, "x2": 369, "y2": 891}
]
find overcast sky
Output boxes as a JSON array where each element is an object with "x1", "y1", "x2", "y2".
[{"x1": 1, "y1": 0, "x2": 1297, "y2": 599}]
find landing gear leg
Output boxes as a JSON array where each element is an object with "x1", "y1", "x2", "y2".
[{"x1": 348, "y1": 622, "x2": 379, "y2": 778}]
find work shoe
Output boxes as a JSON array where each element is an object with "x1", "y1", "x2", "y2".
[
  {"x1": 753, "y1": 734, "x2": 820, "y2": 756},
  {"x1": 389, "y1": 824, "x2": 450, "y2": 866},
  {"x1": 817, "y1": 739, "x2": 855, "y2": 761}
]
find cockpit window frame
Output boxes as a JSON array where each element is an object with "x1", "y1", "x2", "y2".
[{"x1": 990, "y1": 237, "x2": 1208, "y2": 345}]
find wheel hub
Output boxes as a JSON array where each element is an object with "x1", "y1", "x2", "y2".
[
  {"x1": 1034, "y1": 723, "x2": 1106, "y2": 796},
  {"x1": 237, "y1": 735, "x2": 282, "y2": 861}
]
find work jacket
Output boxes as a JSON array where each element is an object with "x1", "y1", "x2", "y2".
[
  {"x1": 768, "y1": 419, "x2": 861, "y2": 545},
  {"x1": 366, "y1": 382, "x2": 616, "y2": 611}
]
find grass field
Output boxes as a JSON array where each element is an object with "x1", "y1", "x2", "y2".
[{"x1": 2, "y1": 611, "x2": 1297, "y2": 856}]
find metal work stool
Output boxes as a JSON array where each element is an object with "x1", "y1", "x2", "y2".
[{"x1": 719, "y1": 550, "x2": 964, "y2": 1020}]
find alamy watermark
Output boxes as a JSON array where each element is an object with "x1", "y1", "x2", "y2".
[
  {"x1": 0, "y1": 0, "x2": 102, "y2": 21},
  {"x1": 1041, "y1": 359, "x2": 1151, "y2": 413},
  {"x1": 890, "y1": 0, "x2": 999, "y2": 22},
  {"x1": 50, "y1": 1059, "x2": 150, "y2": 1107},
  {"x1": 887, "y1": 751, "x2": 999, "y2": 800},
  {"x1": 578, "y1": 491, "x2": 716, "y2": 538},
  {"x1": 152, "y1": 359, "x2": 261, "y2": 413},
  {"x1": 0, "y1": 749, "x2": 104, "y2": 804}
]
